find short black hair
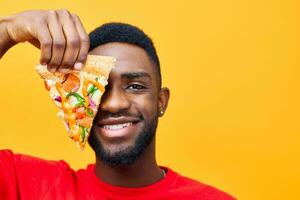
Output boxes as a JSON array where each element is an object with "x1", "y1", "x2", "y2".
[{"x1": 89, "y1": 22, "x2": 161, "y2": 88}]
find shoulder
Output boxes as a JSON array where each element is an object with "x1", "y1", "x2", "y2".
[
  {"x1": 0, "y1": 149, "x2": 71, "y2": 170},
  {"x1": 166, "y1": 167, "x2": 236, "y2": 200},
  {"x1": 0, "y1": 150, "x2": 78, "y2": 198},
  {"x1": 0, "y1": 149, "x2": 74, "y2": 182}
]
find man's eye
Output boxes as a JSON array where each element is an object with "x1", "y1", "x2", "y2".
[{"x1": 127, "y1": 84, "x2": 145, "y2": 90}]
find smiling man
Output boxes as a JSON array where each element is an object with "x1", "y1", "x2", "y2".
[
  {"x1": 87, "y1": 25, "x2": 169, "y2": 186},
  {"x1": 0, "y1": 10, "x2": 235, "y2": 199}
]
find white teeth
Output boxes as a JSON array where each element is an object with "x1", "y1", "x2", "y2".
[{"x1": 103, "y1": 122, "x2": 132, "y2": 130}]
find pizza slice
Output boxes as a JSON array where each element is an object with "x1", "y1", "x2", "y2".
[{"x1": 36, "y1": 55, "x2": 116, "y2": 150}]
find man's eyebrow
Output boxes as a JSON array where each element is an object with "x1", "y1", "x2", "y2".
[{"x1": 121, "y1": 72, "x2": 152, "y2": 81}]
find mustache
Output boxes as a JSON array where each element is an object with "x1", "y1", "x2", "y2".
[{"x1": 94, "y1": 110, "x2": 144, "y2": 121}]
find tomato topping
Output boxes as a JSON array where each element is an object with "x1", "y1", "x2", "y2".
[
  {"x1": 75, "y1": 107, "x2": 86, "y2": 119},
  {"x1": 62, "y1": 73, "x2": 80, "y2": 93},
  {"x1": 78, "y1": 117, "x2": 93, "y2": 127}
]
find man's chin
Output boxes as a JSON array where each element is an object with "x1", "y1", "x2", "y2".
[
  {"x1": 88, "y1": 119, "x2": 157, "y2": 167},
  {"x1": 99, "y1": 145, "x2": 141, "y2": 167},
  {"x1": 94, "y1": 137, "x2": 136, "y2": 158}
]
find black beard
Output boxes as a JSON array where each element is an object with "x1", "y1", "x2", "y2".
[{"x1": 88, "y1": 115, "x2": 158, "y2": 168}]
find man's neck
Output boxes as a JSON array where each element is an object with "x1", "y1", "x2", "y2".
[{"x1": 94, "y1": 141, "x2": 164, "y2": 187}]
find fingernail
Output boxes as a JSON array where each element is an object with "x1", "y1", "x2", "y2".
[{"x1": 74, "y1": 62, "x2": 83, "y2": 70}]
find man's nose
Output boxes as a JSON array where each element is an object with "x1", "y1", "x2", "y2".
[{"x1": 99, "y1": 87, "x2": 131, "y2": 113}]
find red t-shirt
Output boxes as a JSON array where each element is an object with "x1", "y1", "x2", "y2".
[{"x1": 0, "y1": 150, "x2": 235, "y2": 200}]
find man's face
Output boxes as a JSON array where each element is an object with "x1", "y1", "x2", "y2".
[{"x1": 88, "y1": 42, "x2": 162, "y2": 167}]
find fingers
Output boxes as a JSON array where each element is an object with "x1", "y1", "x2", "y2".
[
  {"x1": 39, "y1": 9, "x2": 89, "y2": 73},
  {"x1": 72, "y1": 14, "x2": 90, "y2": 70},
  {"x1": 35, "y1": 23, "x2": 52, "y2": 66},
  {"x1": 56, "y1": 9, "x2": 80, "y2": 73},
  {"x1": 47, "y1": 10, "x2": 65, "y2": 72}
]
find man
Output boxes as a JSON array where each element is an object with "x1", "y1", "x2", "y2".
[{"x1": 0, "y1": 10, "x2": 235, "y2": 199}]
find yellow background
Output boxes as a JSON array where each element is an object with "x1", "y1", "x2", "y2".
[{"x1": 0, "y1": 1, "x2": 299, "y2": 199}]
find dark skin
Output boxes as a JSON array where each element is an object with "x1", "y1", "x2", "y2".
[
  {"x1": 0, "y1": 10, "x2": 90, "y2": 71},
  {"x1": 0, "y1": 10, "x2": 170, "y2": 187},
  {"x1": 90, "y1": 42, "x2": 170, "y2": 187}
]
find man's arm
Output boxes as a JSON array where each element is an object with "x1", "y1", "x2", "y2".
[
  {"x1": 0, "y1": 19, "x2": 16, "y2": 59},
  {"x1": 0, "y1": 10, "x2": 90, "y2": 72}
]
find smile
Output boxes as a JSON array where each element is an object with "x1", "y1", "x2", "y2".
[
  {"x1": 97, "y1": 121, "x2": 140, "y2": 140},
  {"x1": 102, "y1": 122, "x2": 133, "y2": 130}
]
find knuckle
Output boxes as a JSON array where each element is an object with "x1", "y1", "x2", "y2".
[
  {"x1": 81, "y1": 36, "x2": 90, "y2": 44},
  {"x1": 58, "y1": 9, "x2": 70, "y2": 16},
  {"x1": 41, "y1": 40, "x2": 52, "y2": 48},
  {"x1": 72, "y1": 13, "x2": 79, "y2": 19},
  {"x1": 47, "y1": 10, "x2": 57, "y2": 17},
  {"x1": 59, "y1": 8, "x2": 67, "y2": 13},
  {"x1": 53, "y1": 40, "x2": 65, "y2": 49},
  {"x1": 68, "y1": 38, "x2": 80, "y2": 48}
]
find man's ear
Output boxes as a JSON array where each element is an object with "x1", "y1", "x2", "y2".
[{"x1": 158, "y1": 87, "x2": 170, "y2": 117}]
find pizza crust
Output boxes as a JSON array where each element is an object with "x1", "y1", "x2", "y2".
[
  {"x1": 84, "y1": 54, "x2": 116, "y2": 79},
  {"x1": 36, "y1": 55, "x2": 116, "y2": 81}
]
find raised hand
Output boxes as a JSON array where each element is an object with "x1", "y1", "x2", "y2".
[{"x1": 0, "y1": 9, "x2": 89, "y2": 72}]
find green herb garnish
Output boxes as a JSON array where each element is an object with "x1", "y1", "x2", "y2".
[{"x1": 66, "y1": 92, "x2": 85, "y2": 102}]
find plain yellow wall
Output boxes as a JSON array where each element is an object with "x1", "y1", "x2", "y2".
[{"x1": 0, "y1": 1, "x2": 299, "y2": 199}]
